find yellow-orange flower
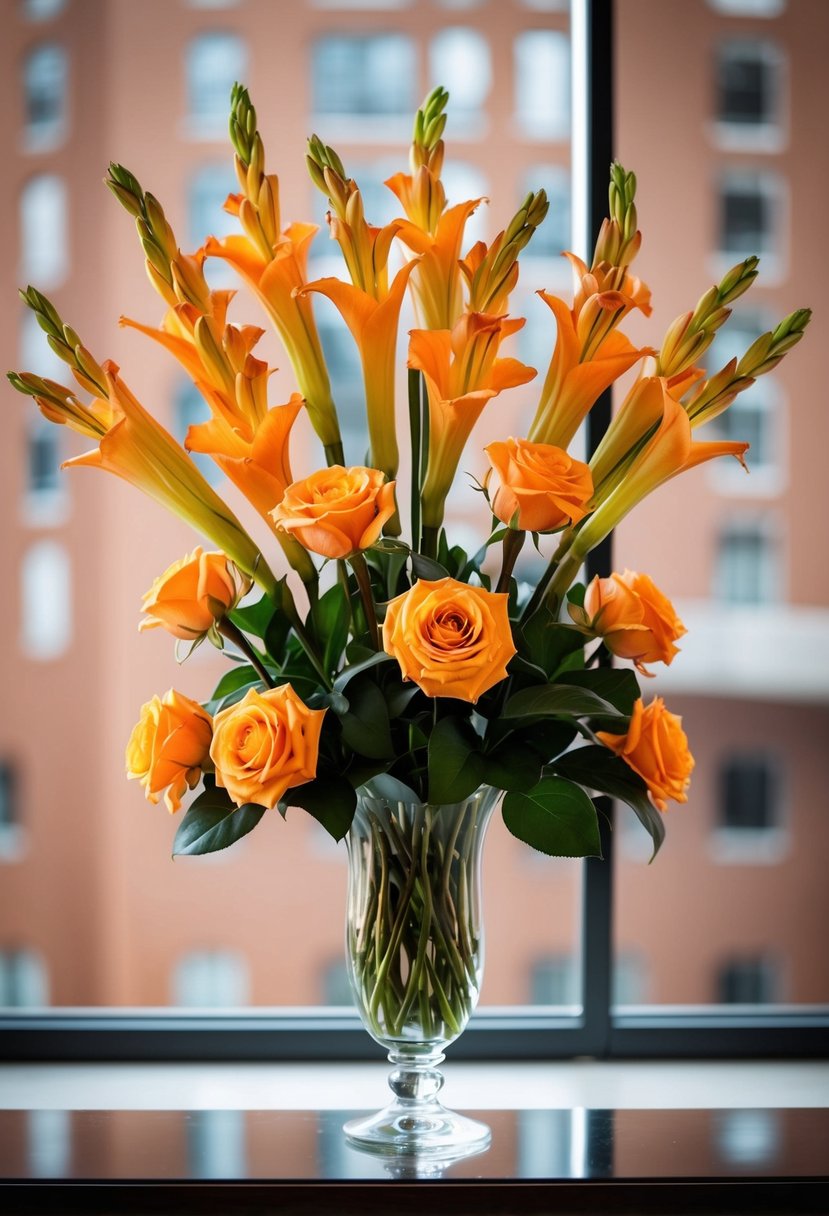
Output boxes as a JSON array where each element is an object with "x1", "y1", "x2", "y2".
[
  {"x1": 574, "y1": 571, "x2": 686, "y2": 674},
  {"x1": 139, "y1": 547, "x2": 252, "y2": 642},
  {"x1": 210, "y1": 685, "x2": 325, "y2": 810},
  {"x1": 126, "y1": 690, "x2": 213, "y2": 813},
  {"x1": 409, "y1": 313, "x2": 536, "y2": 531},
  {"x1": 272, "y1": 466, "x2": 397, "y2": 560},
  {"x1": 382, "y1": 577, "x2": 516, "y2": 702},
  {"x1": 597, "y1": 697, "x2": 694, "y2": 812},
  {"x1": 485, "y1": 438, "x2": 593, "y2": 533}
]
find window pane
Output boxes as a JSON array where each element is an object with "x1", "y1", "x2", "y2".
[
  {"x1": 23, "y1": 43, "x2": 67, "y2": 149},
  {"x1": 2, "y1": 0, "x2": 582, "y2": 1014},
  {"x1": 514, "y1": 30, "x2": 570, "y2": 139},
  {"x1": 20, "y1": 174, "x2": 67, "y2": 286},
  {"x1": 614, "y1": 0, "x2": 828, "y2": 1007},
  {"x1": 186, "y1": 33, "x2": 247, "y2": 136}
]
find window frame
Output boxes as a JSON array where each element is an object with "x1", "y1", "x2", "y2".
[{"x1": 1, "y1": 0, "x2": 827, "y2": 1065}]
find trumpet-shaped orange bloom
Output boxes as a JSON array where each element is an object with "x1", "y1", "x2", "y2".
[
  {"x1": 122, "y1": 304, "x2": 316, "y2": 584},
  {"x1": 45, "y1": 361, "x2": 277, "y2": 595},
  {"x1": 299, "y1": 255, "x2": 418, "y2": 483},
  {"x1": 527, "y1": 288, "x2": 650, "y2": 451},
  {"x1": 204, "y1": 221, "x2": 342, "y2": 456},
  {"x1": 570, "y1": 378, "x2": 749, "y2": 565},
  {"x1": 392, "y1": 191, "x2": 484, "y2": 330},
  {"x1": 408, "y1": 313, "x2": 536, "y2": 531}
]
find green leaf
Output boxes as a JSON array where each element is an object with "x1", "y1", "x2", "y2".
[
  {"x1": 551, "y1": 745, "x2": 665, "y2": 860},
  {"x1": 361, "y1": 773, "x2": 421, "y2": 804},
  {"x1": 206, "y1": 664, "x2": 260, "y2": 707},
  {"x1": 337, "y1": 677, "x2": 395, "y2": 760},
  {"x1": 482, "y1": 740, "x2": 542, "y2": 793},
  {"x1": 428, "y1": 717, "x2": 486, "y2": 804},
  {"x1": 263, "y1": 609, "x2": 291, "y2": 666},
  {"x1": 282, "y1": 777, "x2": 356, "y2": 842},
  {"x1": 558, "y1": 668, "x2": 640, "y2": 716},
  {"x1": 334, "y1": 650, "x2": 392, "y2": 692},
  {"x1": 502, "y1": 684, "x2": 627, "y2": 722},
  {"x1": 518, "y1": 602, "x2": 585, "y2": 679},
  {"x1": 502, "y1": 777, "x2": 601, "y2": 858},
  {"x1": 173, "y1": 788, "x2": 265, "y2": 856},
  {"x1": 309, "y1": 583, "x2": 350, "y2": 674},
  {"x1": 229, "y1": 596, "x2": 275, "y2": 639},
  {"x1": 567, "y1": 582, "x2": 586, "y2": 609},
  {"x1": 411, "y1": 552, "x2": 450, "y2": 581}
]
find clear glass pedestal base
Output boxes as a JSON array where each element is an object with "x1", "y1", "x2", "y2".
[{"x1": 343, "y1": 1052, "x2": 491, "y2": 1157}]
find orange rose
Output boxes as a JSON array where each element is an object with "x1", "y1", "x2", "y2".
[
  {"x1": 271, "y1": 465, "x2": 397, "y2": 560},
  {"x1": 210, "y1": 685, "x2": 325, "y2": 809},
  {"x1": 597, "y1": 697, "x2": 694, "y2": 812},
  {"x1": 485, "y1": 437, "x2": 593, "y2": 532},
  {"x1": 125, "y1": 689, "x2": 213, "y2": 813},
  {"x1": 139, "y1": 547, "x2": 252, "y2": 641},
  {"x1": 574, "y1": 570, "x2": 686, "y2": 674},
  {"x1": 382, "y1": 577, "x2": 516, "y2": 702}
]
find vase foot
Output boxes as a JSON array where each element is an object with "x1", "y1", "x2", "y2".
[{"x1": 343, "y1": 1099, "x2": 491, "y2": 1156}]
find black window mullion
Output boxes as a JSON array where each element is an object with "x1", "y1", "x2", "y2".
[{"x1": 578, "y1": 0, "x2": 615, "y2": 1059}]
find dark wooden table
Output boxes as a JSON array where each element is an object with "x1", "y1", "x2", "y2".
[{"x1": 1, "y1": 1106, "x2": 827, "y2": 1213}]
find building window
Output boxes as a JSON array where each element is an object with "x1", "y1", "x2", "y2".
[
  {"x1": 718, "y1": 754, "x2": 781, "y2": 832},
  {"x1": 716, "y1": 956, "x2": 780, "y2": 1004},
  {"x1": 717, "y1": 170, "x2": 781, "y2": 262},
  {"x1": 23, "y1": 43, "x2": 67, "y2": 149},
  {"x1": 23, "y1": 0, "x2": 66, "y2": 19},
  {"x1": 715, "y1": 519, "x2": 777, "y2": 605},
  {"x1": 514, "y1": 30, "x2": 570, "y2": 140},
  {"x1": 174, "y1": 382, "x2": 223, "y2": 486},
  {"x1": 441, "y1": 159, "x2": 488, "y2": 246},
  {"x1": 322, "y1": 958, "x2": 352, "y2": 1005},
  {"x1": 429, "y1": 28, "x2": 491, "y2": 133},
  {"x1": 20, "y1": 540, "x2": 72, "y2": 660},
  {"x1": 185, "y1": 32, "x2": 247, "y2": 137},
  {"x1": 529, "y1": 955, "x2": 578, "y2": 1007},
  {"x1": 315, "y1": 301, "x2": 367, "y2": 463},
  {"x1": 187, "y1": 162, "x2": 239, "y2": 286},
  {"x1": 172, "y1": 949, "x2": 249, "y2": 1006},
  {"x1": 716, "y1": 40, "x2": 782, "y2": 130},
  {"x1": 0, "y1": 949, "x2": 48, "y2": 1007},
  {"x1": 311, "y1": 34, "x2": 416, "y2": 120},
  {"x1": 707, "y1": 312, "x2": 780, "y2": 486},
  {"x1": 0, "y1": 763, "x2": 24, "y2": 861},
  {"x1": 27, "y1": 418, "x2": 61, "y2": 497},
  {"x1": 612, "y1": 952, "x2": 649, "y2": 1006},
  {"x1": 707, "y1": 0, "x2": 785, "y2": 15},
  {"x1": 20, "y1": 174, "x2": 68, "y2": 287},
  {"x1": 522, "y1": 165, "x2": 570, "y2": 261}
]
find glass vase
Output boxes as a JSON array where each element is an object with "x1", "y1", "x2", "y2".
[{"x1": 343, "y1": 783, "x2": 499, "y2": 1156}]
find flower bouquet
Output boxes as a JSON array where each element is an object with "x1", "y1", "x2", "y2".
[{"x1": 10, "y1": 85, "x2": 809, "y2": 1155}]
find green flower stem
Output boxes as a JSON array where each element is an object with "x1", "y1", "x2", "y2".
[
  {"x1": 278, "y1": 586, "x2": 333, "y2": 689},
  {"x1": 217, "y1": 619, "x2": 275, "y2": 689},
  {"x1": 349, "y1": 550, "x2": 380, "y2": 650},
  {"x1": 351, "y1": 801, "x2": 485, "y2": 1044},
  {"x1": 496, "y1": 528, "x2": 526, "y2": 595}
]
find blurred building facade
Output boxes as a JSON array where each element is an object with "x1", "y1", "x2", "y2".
[{"x1": 0, "y1": 0, "x2": 827, "y2": 1011}]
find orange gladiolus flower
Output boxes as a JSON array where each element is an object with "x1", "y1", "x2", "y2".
[
  {"x1": 204, "y1": 222, "x2": 342, "y2": 456},
  {"x1": 597, "y1": 697, "x2": 694, "y2": 812},
  {"x1": 49, "y1": 361, "x2": 277, "y2": 596},
  {"x1": 393, "y1": 194, "x2": 484, "y2": 330},
  {"x1": 298, "y1": 255, "x2": 418, "y2": 483},
  {"x1": 527, "y1": 288, "x2": 650, "y2": 451},
  {"x1": 408, "y1": 313, "x2": 536, "y2": 531}
]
